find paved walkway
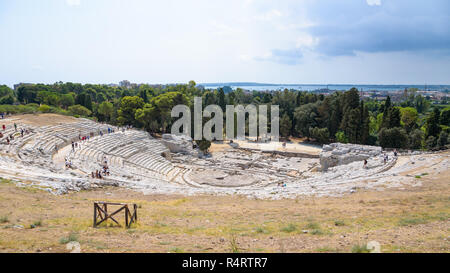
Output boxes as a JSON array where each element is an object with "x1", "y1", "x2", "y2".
[{"x1": 234, "y1": 140, "x2": 322, "y2": 155}]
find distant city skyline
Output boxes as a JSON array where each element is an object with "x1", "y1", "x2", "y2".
[{"x1": 1, "y1": 0, "x2": 449, "y2": 86}]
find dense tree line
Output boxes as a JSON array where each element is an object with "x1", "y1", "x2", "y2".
[{"x1": 1, "y1": 82, "x2": 449, "y2": 150}]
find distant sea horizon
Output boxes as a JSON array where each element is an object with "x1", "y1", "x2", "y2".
[{"x1": 201, "y1": 82, "x2": 450, "y2": 92}]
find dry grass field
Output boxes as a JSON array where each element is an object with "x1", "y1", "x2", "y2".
[{"x1": 0, "y1": 168, "x2": 448, "y2": 253}]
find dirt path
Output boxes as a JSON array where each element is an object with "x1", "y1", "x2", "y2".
[{"x1": 233, "y1": 140, "x2": 321, "y2": 155}]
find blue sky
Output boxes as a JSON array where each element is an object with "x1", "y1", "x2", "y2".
[{"x1": 0, "y1": 0, "x2": 449, "y2": 86}]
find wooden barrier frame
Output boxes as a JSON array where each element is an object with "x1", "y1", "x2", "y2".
[{"x1": 93, "y1": 202, "x2": 137, "y2": 228}]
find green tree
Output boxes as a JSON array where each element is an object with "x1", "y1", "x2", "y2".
[
  {"x1": 97, "y1": 101, "x2": 114, "y2": 122},
  {"x1": 0, "y1": 85, "x2": 15, "y2": 104},
  {"x1": 360, "y1": 101, "x2": 370, "y2": 144},
  {"x1": 386, "y1": 107, "x2": 401, "y2": 129},
  {"x1": 280, "y1": 113, "x2": 292, "y2": 138},
  {"x1": 425, "y1": 107, "x2": 441, "y2": 138},
  {"x1": 117, "y1": 96, "x2": 145, "y2": 126},
  {"x1": 148, "y1": 92, "x2": 189, "y2": 132},
  {"x1": 218, "y1": 88, "x2": 226, "y2": 112},
  {"x1": 440, "y1": 108, "x2": 450, "y2": 126},
  {"x1": 139, "y1": 88, "x2": 149, "y2": 103},
  {"x1": 135, "y1": 104, "x2": 159, "y2": 133},
  {"x1": 60, "y1": 94, "x2": 75, "y2": 109},
  {"x1": 400, "y1": 107, "x2": 418, "y2": 132},
  {"x1": 425, "y1": 136, "x2": 437, "y2": 150},
  {"x1": 437, "y1": 131, "x2": 448, "y2": 148},
  {"x1": 309, "y1": 127, "x2": 330, "y2": 144},
  {"x1": 378, "y1": 127, "x2": 409, "y2": 148},
  {"x1": 294, "y1": 103, "x2": 319, "y2": 138},
  {"x1": 68, "y1": 105, "x2": 92, "y2": 116},
  {"x1": 75, "y1": 93, "x2": 93, "y2": 110},
  {"x1": 409, "y1": 129, "x2": 424, "y2": 150}
]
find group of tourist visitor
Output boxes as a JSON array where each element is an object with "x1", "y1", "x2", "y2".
[
  {"x1": 91, "y1": 168, "x2": 109, "y2": 179},
  {"x1": 363, "y1": 149, "x2": 399, "y2": 169},
  {"x1": 98, "y1": 127, "x2": 116, "y2": 137},
  {"x1": 91, "y1": 156, "x2": 110, "y2": 179},
  {"x1": 64, "y1": 157, "x2": 73, "y2": 169},
  {"x1": 1, "y1": 123, "x2": 31, "y2": 145}
]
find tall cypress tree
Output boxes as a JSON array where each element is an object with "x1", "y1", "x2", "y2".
[
  {"x1": 360, "y1": 101, "x2": 370, "y2": 144},
  {"x1": 218, "y1": 88, "x2": 226, "y2": 112},
  {"x1": 426, "y1": 107, "x2": 442, "y2": 138},
  {"x1": 381, "y1": 96, "x2": 392, "y2": 130}
]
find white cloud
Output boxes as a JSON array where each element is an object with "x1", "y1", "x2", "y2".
[
  {"x1": 295, "y1": 33, "x2": 319, "y2": 48},
  {"x1": 366, "y1": 0, "x2": 381, "y2": 6},
  {"x1": 66, "y1": 0, "x2": 81, "y2": 6},
  {"x1": 253, "y1": 9, "x2": 282, "y2": 21}
]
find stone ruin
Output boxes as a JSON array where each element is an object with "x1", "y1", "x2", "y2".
[
  {"x1": 320, "y1": 143, "x2": 382, "y2": 171},
  {"x1": 161, "y1": 134, "x2": 194, "y2": 155}
]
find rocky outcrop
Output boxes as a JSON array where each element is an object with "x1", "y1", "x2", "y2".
[
  {"x1": 161, "y1": 134, "x2": 194, "y2": 154},
  {"x1": 320, "y1": 143, "x2": 382, "y2": 171}
]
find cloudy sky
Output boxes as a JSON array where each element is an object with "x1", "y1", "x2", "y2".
[{"x1": 0, "y1": 0, "x2": 449, "y2": 86}]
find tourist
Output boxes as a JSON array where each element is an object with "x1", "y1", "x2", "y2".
[
  {"x1": 363, "y1": 159, "x2": 368, "y2": 169},
  {"x1": 394, "y1": 149, "x2": 398, "y2": 157},
  {"x1": 71, "y1": 141, "x2": 75, "y2": 152},
  {"x1": 6, "y1": 137, "x2": 10, "y2": 145},
  {"x1": 2, "y1": 124, "x2": 5, "y2": 131},
  {"x1": 14, "y1": 123, "x2": 17, "y2": 131},
  {"x1": 91, "y1": 171, "x2": 95, "y2": 179}
]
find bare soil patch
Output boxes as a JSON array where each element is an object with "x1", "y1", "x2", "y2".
[
  {"x1": 1, "y1": 113, "x2": 79, "y2": 127},
  {"x1": 0, "y1": 168, "x2": 448, "y2": 253}
]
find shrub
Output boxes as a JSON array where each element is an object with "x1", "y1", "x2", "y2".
[
  {"x1": 305, "y1": 222, "x2": 320, "y2": 230},
  {"x1": 38, "y1": 104, "x2": 51, "y2": 113},
  {"x1": 229, "y1": 233, "x2": 240, "y2": 253},
  {"x1": 351, "y1": 244, "x2": 370, "y2": 253},
  {"x1": 255, "y1": 227, "x2": 268, "y2": 234},
  {"x1": 197, "y1": 139, "x2": 211, "y2": 153},
  {"x1": 280, "y1": 223, "x2": 297, "y2": 233},
  {"x1": 335, "y1": 131, "x2": 348, "y2": 143},
  {"x1": 168, "y1": 247, "x2": 183, "y2": 253},
  {"x1": 59, "y1": 232, "x2": 79, "y2": 244},
  {"x1": 0, "y1": 216, "x2": 9, "y2": 223},
  {"x1": 398, "y1": 217, "x2": 428, "y2": 226}
]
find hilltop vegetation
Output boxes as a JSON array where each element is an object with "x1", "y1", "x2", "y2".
[{"x1": 1, "y1": 82, "x2": 449, "y2": 150}]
